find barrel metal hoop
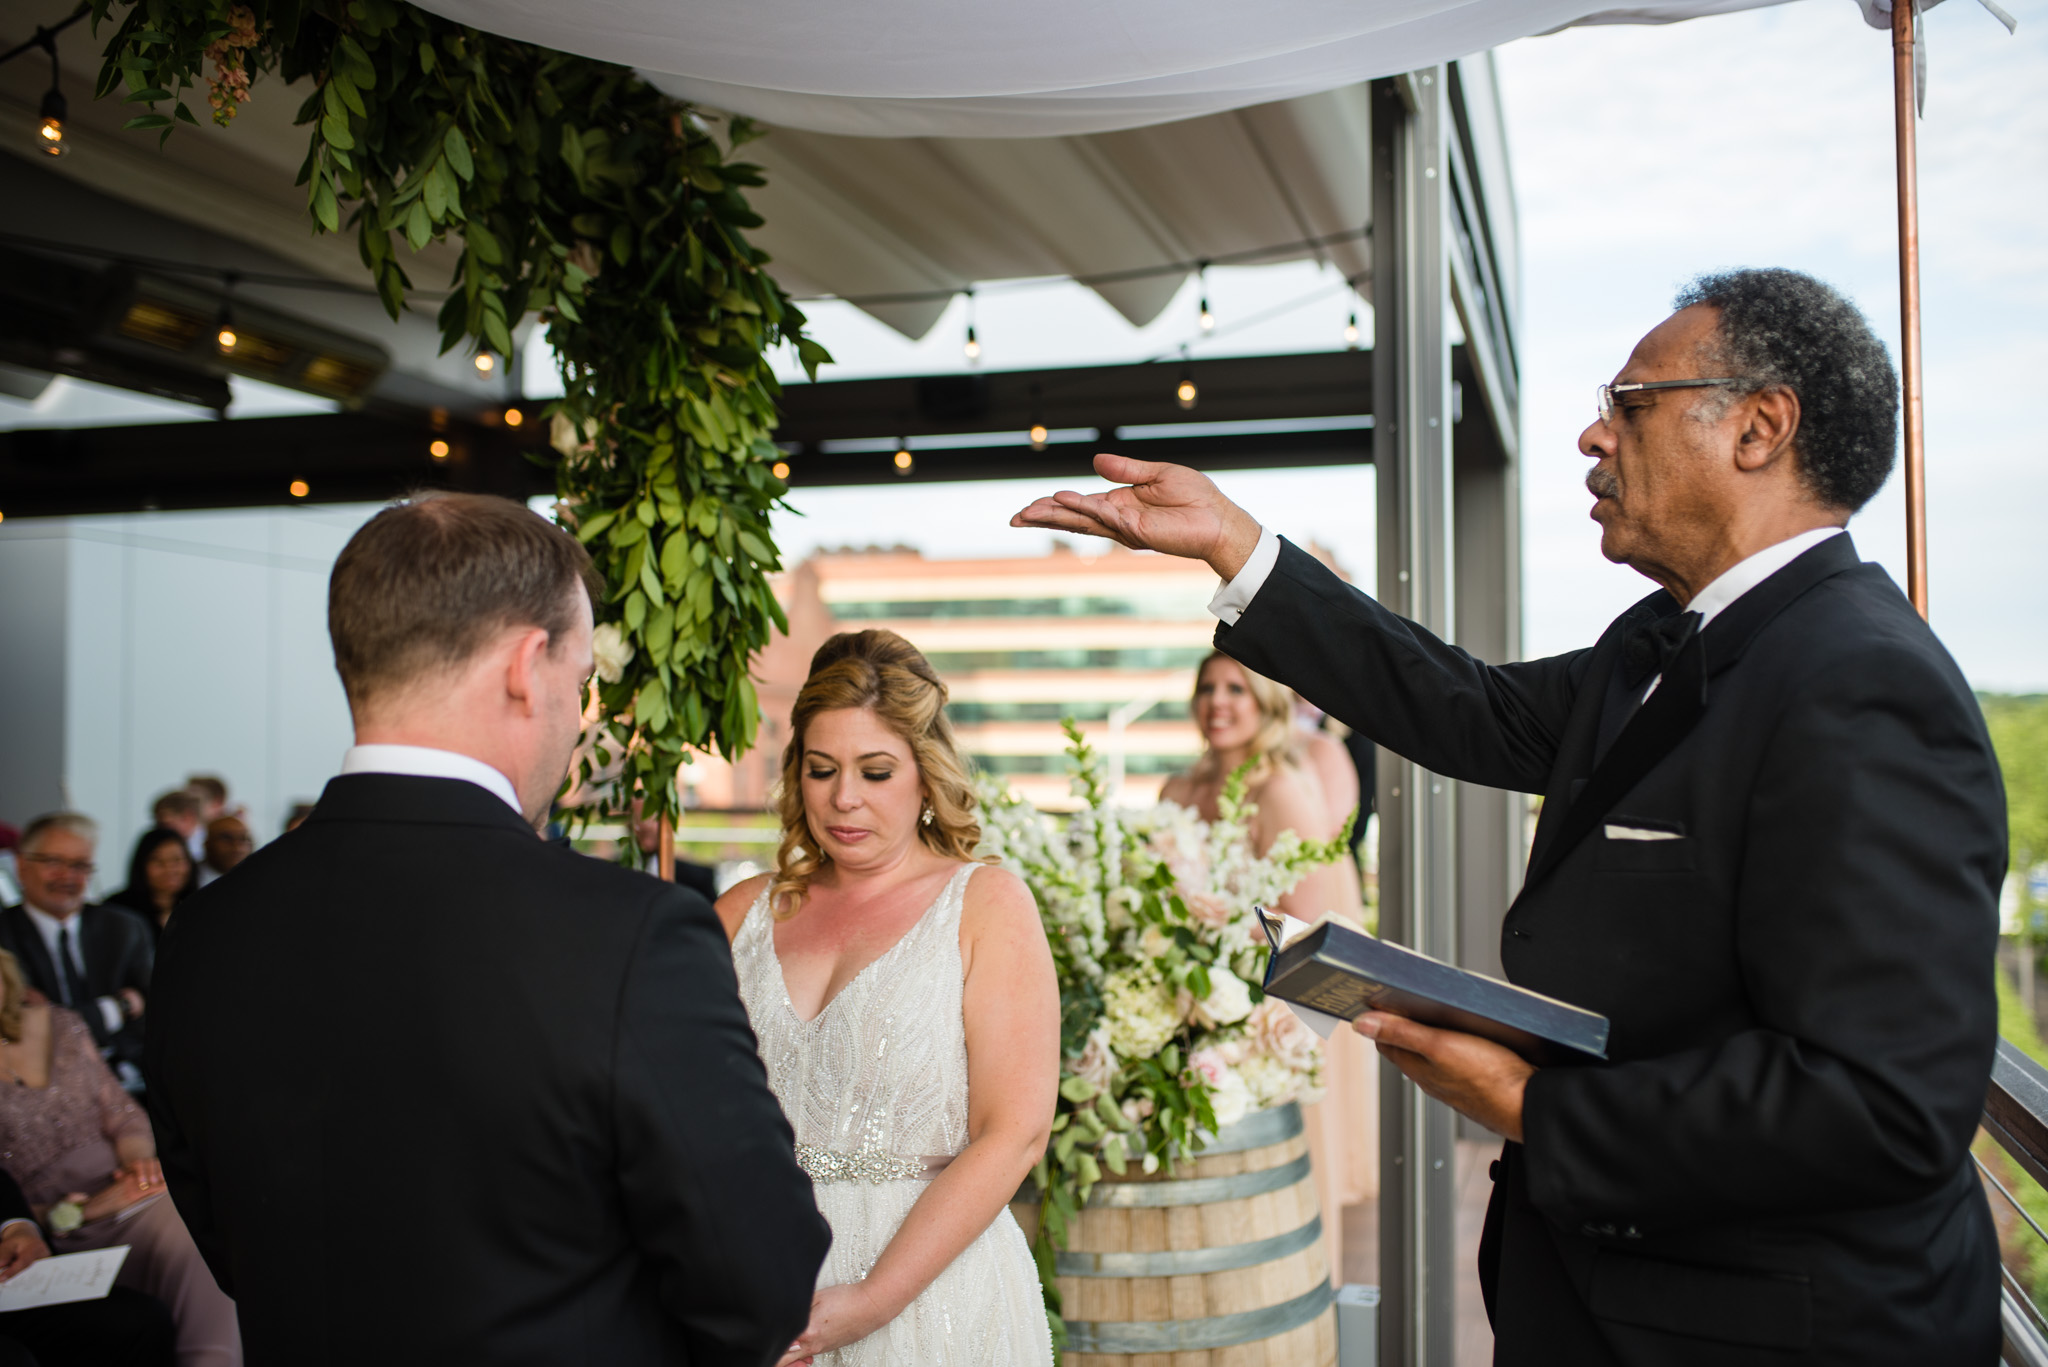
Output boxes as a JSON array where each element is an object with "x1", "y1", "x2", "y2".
[
  {"x1": 1064, "y1": 1279, "x2": 1336, "y2": 1353},
  {"x1": 1055, "y1": 1211, "x2": 1323, "y2": 1278},
  {"x1": 1083, "y1": 1150, "x2": 1311, "y2": 1208},
  {"x1": 1194, "y1": 1101, "x2": 1304, "y2": 1156}
]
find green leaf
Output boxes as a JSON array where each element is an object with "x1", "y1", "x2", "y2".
[
  {"x1": 122, "y1": 113, "x2": 172, "y2": 130},
  {"x1": 423, "y1": 162, "x2": 451, "y2": 221},
  {"x1": 311, "y1": 178, "x2": 340, "y2": 234},
  {"x1": 404, "y1": 199, "x2": 432, "y2": 250},
  {"x1": 123, "y1": 87, "x2": 172, "y2": 104},
  {"x1": 466, "y1": 221, "x2": 503, "y2": 265},
  {"x1": 336, "y1": 75, "x2": 367, "y2": 119},
  {"x1": 1058, "y1": 1077, "x2": 1099, "y2": 1104},
  {"x1": 321, "y1": 113, "x2": 355, "y2": 151},
  {"x1": 482, "y1": 307, "x2": 514, "y2": 358},
  {"x1": 609, "y1": 220, "x2": 632, "y2": 266},
  {"x1": 443, "y1": 126, "x2": 475, "y2": 182}
]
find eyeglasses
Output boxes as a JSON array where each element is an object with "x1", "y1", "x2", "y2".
[
  {"x1": 1597, "y1": 378, "x2": 1748, "y2": 426},
  {"x1": 20, "y1": 854, "x2": 95, "y2": 876}
]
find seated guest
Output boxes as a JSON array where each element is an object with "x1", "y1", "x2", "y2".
[
  {"x1": 0, "y1": 950, "x2": 238, "y2": 1365},
  {"x1": 149, "y1": 792, "x2": 204, "y2": 864},
  {"x1": 0, "y1": 1163, "x2": 175, "y2": 1367},
  {"x1": 183, "y1": 778, "x2": 230, "y2": 830},
  {"x1": 107, "y1": 829, "x2": 197, "y2": 940},
  {"x1": 194, "y1": 819, "x2": 251, "y2": 890},
  {"x1": 0, "y1": 816, "x2": 153, "y2": 1088}
]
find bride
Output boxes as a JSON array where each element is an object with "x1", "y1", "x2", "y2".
[{"x1": 715, "y1": 629, "x2": 1058, "y2": 1367}]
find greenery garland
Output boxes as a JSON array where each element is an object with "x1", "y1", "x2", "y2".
[{"x1": 87, "y1": 0, "x2": 827, "y2": 823}]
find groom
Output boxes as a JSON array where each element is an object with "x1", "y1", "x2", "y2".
[
  {"x1": 146, "y1": 494, "x2": 829, "y2": 1365},
  {"x1": 1016, "y1": 269, "x2": 2005, "y2": 1364}
]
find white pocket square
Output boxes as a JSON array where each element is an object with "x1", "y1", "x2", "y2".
[{"x1": 1604, "y1": 823, "x2": 1683, "y2": 842}]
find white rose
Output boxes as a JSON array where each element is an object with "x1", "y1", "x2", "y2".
[
  {"x1": 591, "y1": 622, "x2": 635, "y2": 684},
  {"x1": 1137, "y1": 923, "x2": 1174, "y2": 961},
  {"x1": 1208, "y1": 1067, "x2": 1254, "y2": 1129},
  {"x1": 1189, "y1": 967, "x2": 1254, "y2": 1028},
  {"x1": 1071, "y1": 1025, "x2": 1119, "y2": 1092}
]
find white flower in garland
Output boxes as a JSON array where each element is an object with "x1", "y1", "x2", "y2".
[{"x1": 591, "y1": 622, "x2": 635, "y2": 683}]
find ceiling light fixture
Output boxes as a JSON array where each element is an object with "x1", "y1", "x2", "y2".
[
  {"x1": 1029, "y1": 384, "x2": 1048, "y2": 450},
  {"x1": 288, "y1": 480, "x2": 310, "y2": 498},
  {"x1": 1197, "y1": 262, "x2": 1214, "y2": 333},
  {"x1": 502, "y1": 407, "x2": 524, "y2": 428},
  {"x1": 1176, "y1": 358, "x2": 1198, "y2": 410},
  {"x1": 474, "y1": 352, "x2": 495, "y2": 374},
  {"x1": 962, "y1": 289, "x2": 981, "y2": 362},
  {"x1": 893, "y1": 443, "x2": 914, "y2": 475},
  {"x1": 1344, "y1": 311, "x2": 1361, "y2": 349},
  {"x1": 429, "y1": 439, "x2": 451, "y2": 460}
]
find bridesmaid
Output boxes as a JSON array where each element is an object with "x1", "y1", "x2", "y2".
[{"x1": 1162, "y1": 650, "x2": 1376, "y2": 1269}]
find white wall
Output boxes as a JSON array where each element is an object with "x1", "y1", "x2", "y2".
[{"x1": 0, "y1": 504, "x2": 382, "y2": 895}]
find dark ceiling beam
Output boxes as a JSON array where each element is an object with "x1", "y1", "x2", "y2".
[{"x1": 0, "y1": 348, "x2": 1435, "y2": 516}]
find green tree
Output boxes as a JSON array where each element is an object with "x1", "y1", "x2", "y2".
[{"x1": 1984, "y1": 694, "x2": 2048, "y2": 1004}]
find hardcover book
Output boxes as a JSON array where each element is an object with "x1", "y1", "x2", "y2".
[{"x1": 1258, "y1": 910, "x2": 1609, "y2": 1064}]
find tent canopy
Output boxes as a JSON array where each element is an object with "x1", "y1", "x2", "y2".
[{"x1": 410, "y1": 0, "x2": 1837, "y2": 139}]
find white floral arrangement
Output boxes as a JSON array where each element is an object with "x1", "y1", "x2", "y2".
[{"x1": 977, "y1": 722, "x2": 1349, "y2": 1322}]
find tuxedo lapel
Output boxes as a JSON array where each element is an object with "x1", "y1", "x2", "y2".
[
  {"x1": 1523, "y1": 533, "x2": 1865, "y2": 891},
  {"x1": 2, "y1": 907, "x2": 60, "y2": 1004}
]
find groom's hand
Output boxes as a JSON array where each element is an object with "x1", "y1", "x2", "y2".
[
  {"x1": 1357, "y1": 1011, "x2": 1534, "y2": 1143},
  {"x1": 1011, "y1": 453, "x2": 1263, "y2": 581}
]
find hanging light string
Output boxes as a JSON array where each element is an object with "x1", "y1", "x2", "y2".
[
  {"x1": 0, "y1": 3, "x2": 87, "y2": 68},
  {"x1": 798, "y1": 223, "x2": 1370, "y2": 309}
]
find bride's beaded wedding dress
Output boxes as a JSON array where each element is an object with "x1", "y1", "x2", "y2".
[{"x1": 733, "y1": 863, "x2": 1053, "y2": 1366}]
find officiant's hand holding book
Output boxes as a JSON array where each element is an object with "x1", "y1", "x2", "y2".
[{"x1": 1256, "y1": 908, "x2": 1610, "y2": 1066}]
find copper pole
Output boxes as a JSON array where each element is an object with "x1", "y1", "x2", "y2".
[
  {"x1": 1893, "y1": 0, "x2": 1929, "y2": 620},
  {"x1": 656, "y1": 809, "x2": 675, "y2": 882}
]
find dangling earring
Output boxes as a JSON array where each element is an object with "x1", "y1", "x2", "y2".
[{"x1": 920, "y1": 803, "x2": 935, "y2": 827}]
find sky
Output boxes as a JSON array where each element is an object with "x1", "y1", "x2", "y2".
[{"x1": 757, "y1": 0, "x2": 2048, "y2": 688}]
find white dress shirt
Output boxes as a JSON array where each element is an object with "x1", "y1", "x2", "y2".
[
  {"x1": 339, "y1": 744, "x2": 523, "y2": 816},
  {"x1": 21, "y1": 903, "x2": 125, "y2": 1036},
  {"x1": 1209, "y1": 523, "x2": 1846, "y2": 637}
]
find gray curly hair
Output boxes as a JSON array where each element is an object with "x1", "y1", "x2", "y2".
[{"x1": 1674, "y1": 269, "x2": 1898, "y2": 512}]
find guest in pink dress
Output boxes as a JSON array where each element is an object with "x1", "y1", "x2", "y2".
[{"x1": 0, "y1": 951, "x2": 239, "y2": 1367}]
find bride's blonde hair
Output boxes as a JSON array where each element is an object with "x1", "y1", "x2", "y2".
[
  {"x1": 1192, "y1": 650, "x2": 1299, "y2": 788},
  {"x1": 769, "y1": 630, "x2": 985, "y2": 919}
]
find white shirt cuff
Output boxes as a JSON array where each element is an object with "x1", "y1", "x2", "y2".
[
  {"x1": 96, "y1": 997, "x2": 125, "y2": 1036},
  {"x1": 1206, "y1": 526, "x2": 1281, "y2": 627}
]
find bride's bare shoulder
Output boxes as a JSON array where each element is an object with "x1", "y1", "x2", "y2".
[
  {"x1": 712, "y1": 870, "x2": 774, "y2": 942},
  {"x1": 1251, "y1": 760, "x2": 1341, "y2": 841}
]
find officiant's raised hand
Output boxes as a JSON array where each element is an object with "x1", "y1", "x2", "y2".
[{"x1": 1011, "y1": 453, "x2": 1263, "y2": 580}]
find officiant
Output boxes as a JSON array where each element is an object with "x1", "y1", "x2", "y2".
[{"x1": 1014, "y1": 267, "x2": 2006, "y2": 1365}]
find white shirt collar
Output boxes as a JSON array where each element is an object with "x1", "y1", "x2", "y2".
[
  {"x1": 339, "y1": 745, "x2": 524, "y2": 817},
  {"x1": 21, "y1": 904, "x2": 78, "y2": 966},
  {"x1": 1684, "y1": 526, "x2": 1845, "y2": 629}
]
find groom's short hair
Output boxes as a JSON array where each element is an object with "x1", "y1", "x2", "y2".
[{"x1": 329, "y1": 492, "x2": 600, "y2": 708}]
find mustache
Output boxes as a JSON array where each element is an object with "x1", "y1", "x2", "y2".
[{"x1": 1586, "y1": 468, "x2": 1620, "y2": 501}]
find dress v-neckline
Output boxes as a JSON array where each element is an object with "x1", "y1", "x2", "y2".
[{"x1": 767, "y1": 864, "x2": 970, "y2": 1027}]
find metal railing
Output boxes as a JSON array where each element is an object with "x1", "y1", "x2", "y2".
[{"x1": 1981, "y1": 1038, "x2": 2048, "y2": 1366}]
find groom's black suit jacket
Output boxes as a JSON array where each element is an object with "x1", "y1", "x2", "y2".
[
  {"x1": 1218, "y1": 535, "x2": 2004, "y2": 1365},
  {"x1": 144, "y1": 774, "x2": 830, "y2": 1367}
]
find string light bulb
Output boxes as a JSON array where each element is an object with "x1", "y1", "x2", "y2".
[
  {"x1": 429, "y1": 440, "x2": 451, "y2": 460},
  {"x1": 1029, "y1": 385, "x2": 1048, "y2": 450},
  {"x1": 216, "y1": 274, "x2": 238, "y2": 352},
  {"x1": 216, "y1": 324, "x2": 237, "y2": 352},
  {"x1": 1196, "y1": 262, "x2": 1214, "y2": 332},
  {"x1": 771, "y1": 460, "x2": 791, "y2": 481},
  {"x1": 963, "y1": 326, "x2": 980, "y2": 361},
  {"x1": 1029, "y1": 423, "x2": 1049, "y2": 449},
  {"x1": 38, "y1": 88, "x2": 66, "y2": 156},
  {"x1": 502, "y1": 407, "x2": 524, "y2": 428},
  {"x1": 1344, "y1": 311, "x2": 1360, "y2": 349},
  {"x1": 892, "y1": 444, "x2": 914, "y2": 475},
  {"x1": 474, "y1": 352, "x2": 495, "y2": 374},
  {"x1": 288, "y1": 480, "x2": 310, "y2": 498},
  {"x1": 1176, "y1": 366, "x2": 1198, "y2": 411}
]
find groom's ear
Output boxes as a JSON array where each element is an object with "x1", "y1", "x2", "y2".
[{"x1": 501, "y1": 625, "x2": 554, "y2": 713}]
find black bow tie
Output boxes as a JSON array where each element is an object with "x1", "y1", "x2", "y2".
[{"x1": 1620, "y1": 610, "x2": 1702, "y2": 689}]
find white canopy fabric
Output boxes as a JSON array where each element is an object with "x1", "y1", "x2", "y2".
[{"x1": 402, "y1": 0, "x2": 1896, "y2": 139}]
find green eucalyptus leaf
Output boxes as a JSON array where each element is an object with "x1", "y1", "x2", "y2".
[{"x1": 321, "y1": 113, "x2": 355, "y2": 151}]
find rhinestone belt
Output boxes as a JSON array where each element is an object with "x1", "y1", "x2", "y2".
[{"x1": 797, "y1": 1143, "x2": 951, "y2": 1185}]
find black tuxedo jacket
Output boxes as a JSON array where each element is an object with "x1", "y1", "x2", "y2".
[
  {"x1": 145, "y1": 774, "x2": 830, "y2": 1367},
  {"x1": 1218, "y1": 535, "x2": 2004, "y2": 1365},
  {"x1": 0, "y1": 903, "x2": 154, "y2": 1069}
]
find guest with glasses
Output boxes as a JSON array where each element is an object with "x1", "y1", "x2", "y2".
[{"x1": 0, "y1": 815, "x2": 155, "y2": 1093}]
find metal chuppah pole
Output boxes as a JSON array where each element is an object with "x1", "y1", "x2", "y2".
[{"x1": 1892, "y1": 0, "x2": 1930, "y2": 620}]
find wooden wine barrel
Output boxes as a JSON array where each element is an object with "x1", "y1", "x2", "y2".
[{"x1": 1012, "y1": 1102, "x2": 1336, "y2": 1366}]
